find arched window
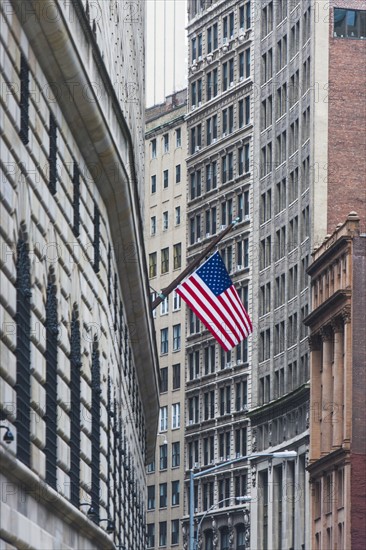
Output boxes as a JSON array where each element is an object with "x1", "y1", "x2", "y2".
[
  {"x1": 15, "y1": 228, "x2": 31, "y2": 466},
  {"x1": 236, "y1": 524, "x2": 247, "y2": 550},
  {"x1": 45, "y1": 269, "x2": 58, "y2": 489},
  {"x1": 204, "y1": 529, "x2": 213, "y2": 550},
  {"x1": 221, "y1": 527, "x2": 230, "y2": 550},
  {"x1": 70, "y1": 304, "x2": 81, "y2": 506}
]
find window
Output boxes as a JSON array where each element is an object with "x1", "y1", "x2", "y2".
[
  {"x1": 160, "y1": 367, "x2": 168, "y2": 392},
  {"x1": 172, "y1": 480, "x2": 180, "y2": 505},
  {"x1": 19, "y1": 53, "x2": 30, "y2": 145},
  {"x1": 198, "y1": 33, "x2": 203, "y2": 57},
  {"x1": 160, "y1": 443, "x2": 168, "y2": 469},
  {"x1": 175, "y1": 206, "x2": 181, "y2": 226},
  {"x1": 172, "y1": 363, "x2": 181, "y2": 390},
  {"x1": 190, "y1": 124, "x2": 202, "y2": 154},
  {"x1": 163, "y1": 133, "x2": 169, "y2": 152},
  {"x1": 160, "y1": 296, "x2": 169, "y2": 315},
  {"x1": 190, "y1": 214, "x2": 201, "y2": 244},
  {"x1": 149, "y1": 252, "x2": 157, "y2": 278},
  {"x1": 235, "y1": 426, "x2": 247, "y2": 456},
  {"x1": 151, "y1": 216, "x2": 156, "y2": 235},
  {"x1": 147, "y1": 524, "x2": 155, "y2": 548},
  {"x1": 176, "y1": 164, "x2": 181, "y2": 183},
  {"x1": 151, "y1": 174, "x2": 156, "y2": 193},
  {"x1": 173, "y1": 291, "x2": 181, "y2": 311},
  {"x1": 213, "y1": 22, "x2": 218, "y2": 49},
  {"x1": 207, "y1": 26, "x2": 212, "y2": 53},
  {"x1": 163, "y1": 211, "x2": 168, "y2": 231},
  {"x1": 173, "y1": 243, "x2": 182, "y2": 269},
  {"x1": 160, "y1": 406, "x2": 168, "y2": 431},
  {"x1": 147, "y1": 485, "x2": 155, "y2": 510},
  {"x1": 163, "y1": 169, "x2": 169, "y2": 188},
  {"x1": 49, "y1": 113, "x2": 57, "y2": 195},
  {"x1": 204, "y1": 344, "x2": 216, "y2": 374},
  {"x1": 173, "y1": 324, "x2": 181, "y2": 351},
  {"x1": 261, "y1": 48, "x2": 273, "y2": 84},
  {"x1": 204, "y1": 390, "x2": 215, "y2": 419},
  {"x1": 235, "y1": 380, "x2": 248, "y2": 411},
  {"x1": 172, "y1": 441, "x2": 180, "y2": 467},
  {"x1": 189, "y1": 310, "x2": 200, "y2": 334},
  {"x1": 147, "y1": 460, "x2": 155, "y2": 473},
  {"x1": 151, "y1": 138, "x2": 157, "y2": 158},
  {"x1": 189, "y1": 350, "x2": 200, "y2": 380},
  {"x1": 161, "y1": 247, "x2": 169, "y2": 273},
  {"x1": 191, "y1": 36, "x2": 197, "y2": 62},
  {"x1": 72, "y1": 162, "x2": 80, "y2": 237},
  {"x1": 334, "y1": 9, "x2": 366, "y2": 39},
  {"x1": 188, "y1": 396, "x2": 200, "y2": 424},
  {"x1": 277, "y1": 35, "x2": 288, "y2": 71},
  {"x1": 176, "y1": 127, "x2": 181, "y2": 147},
  {"x1": 171, "y1": 519, "x2": 179, "y2": 545},
  {"x1": 262, "y1": 1, "x2": 273, "y2": 37},
  {"x1": 160, "y1": 328, "x2": 168, "y2": 355},
  {"x1": 159, "y1": 521, "x2": 167, "y2": 546}
]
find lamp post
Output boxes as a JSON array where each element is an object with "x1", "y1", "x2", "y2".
[
  {"x1": 188, "y1": 451, "x2": 297, "y2": 550},
  {"x1": 194, "y1": 495, "x2": 251, "y2": 550}
]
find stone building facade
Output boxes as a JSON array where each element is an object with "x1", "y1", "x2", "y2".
[
  {"x1": 0, "y1": 1, "x2": 159, "y2": 549},
  {"x1": 144, "y1": 90, "x2": 188, "y2": 549},
  {"x1": 305, "y1": 213, "x2": 366, "y2": 550},
  {"x1": 249, "y1": 1, "x2": 313, "y2": 547},
  {"x1": 184, "y1": 1, "x2": 254, "y2": 548}
]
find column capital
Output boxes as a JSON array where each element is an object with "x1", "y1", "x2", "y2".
[
  {"x1": 320, "y1": 325, "x2": 333, "y2": 342},
  {"x1": 331, "y1": 316, "x2": 344, "y2": 333},
  {"x1": 308, "y1": 333, "x2": 322, "y2": 351},
  {"x1": 341, "y1": 305, "x2": 351, "y2": 324}
]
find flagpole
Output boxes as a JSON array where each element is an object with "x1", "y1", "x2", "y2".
[{"x1": 151, "y1": 217, "x2": 240, "y2": 311}]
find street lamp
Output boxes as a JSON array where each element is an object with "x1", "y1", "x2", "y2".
[
  {"x1": 195, "y1": 495, "x2": 251, "y2": 550},
  {"x1": 189, "y1": 451, "x2": 297, "y2": 550}
]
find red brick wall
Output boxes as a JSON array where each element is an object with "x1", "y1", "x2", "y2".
[
  {"x1": 351, "y1": 453, "x2": 366, "y2": 549},
  {"x1": 328, "y1": 1, "x2": 366, "y2": 233}
]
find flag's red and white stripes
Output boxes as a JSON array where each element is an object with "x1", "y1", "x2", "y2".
[{"x1": 177, "y1": 273, "x2": 252, "y2": 351}]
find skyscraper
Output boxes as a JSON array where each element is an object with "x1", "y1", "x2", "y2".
[{"x1": 184, "y1": 1, "x2": 254, "y2": 547}]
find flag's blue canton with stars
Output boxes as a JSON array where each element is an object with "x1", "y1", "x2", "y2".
[
  {"x1": 196, "y1": 252, "x2": 232, "y2": 295},
  {"x1": 176, "y1": 251, "x2": 253, "y2": 351}
]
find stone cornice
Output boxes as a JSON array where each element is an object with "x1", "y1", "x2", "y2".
[{"x1": 248, "y1": 383, "x2": 310, "y2": 424}]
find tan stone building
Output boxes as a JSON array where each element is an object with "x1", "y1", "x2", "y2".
[
  {"x1": 0, "y1": 1, "x2": 159, "y2": 549},
  {"x1": 305, "y1": 213, "x2": 366, "y2": 550},
  {"x1": 144, "y1": 90, "x2": 188, "y2": 549}
]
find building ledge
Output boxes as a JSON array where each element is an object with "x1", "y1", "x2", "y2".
[
  {"x1": 248, "y1": 383, "x2": 310, "y2": 423},
  {"x1": 0, "y1": 446, "x2": 114, "y2": 549},
  {"x1": 307, "y1": 445, "x2": 351, "y2": 476}
]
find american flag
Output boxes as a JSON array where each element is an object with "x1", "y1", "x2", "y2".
[{"x1": 176, "y1": 252, "x2": 252, "y2": 351}]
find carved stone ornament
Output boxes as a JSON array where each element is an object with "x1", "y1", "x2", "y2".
[
  {"x1": 320, "y1": 325, "x2": 333, "y2": 342},
  {"x1": 341, "y1": 305, "x2": 351, "y2": 324},
  {"x1": 308, "y1": 334, "x2": 322, "y2": 351},
  {"x1": 331, "y1": 316, "x2": 344, "y2": 333}
]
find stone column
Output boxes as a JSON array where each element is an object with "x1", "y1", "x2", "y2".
[
  {"x1": 332, "y1": 317, "x2": 344, "y2": 447},
  {"x1": 320, "y1": 326, "x2": 333, "y2": 454},
  {"x1": 342, "y1": 306, "x2": 352, "y2": 443},
  {"x1": 308, "y1": 334, "x2": 322, "y2": 461}
]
